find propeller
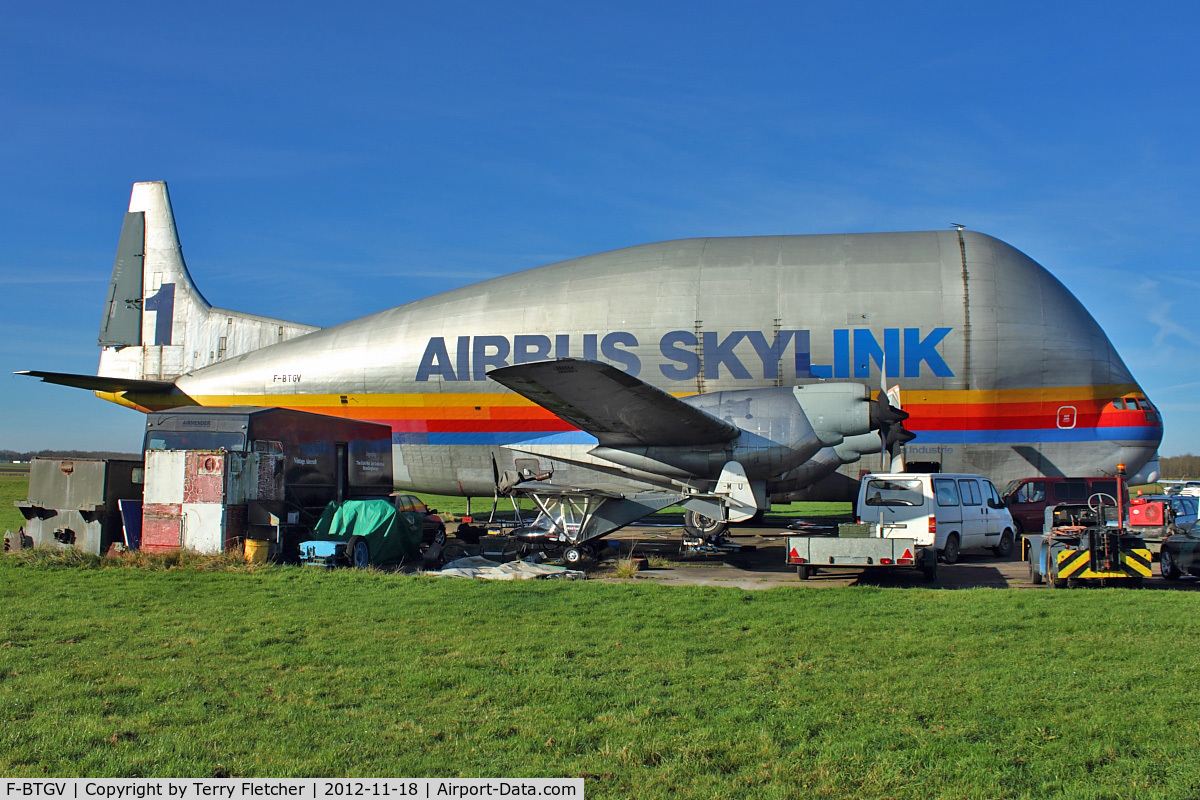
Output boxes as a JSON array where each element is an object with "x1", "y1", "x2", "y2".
[
  {"x1": 491, "y1": 453, "x2": 522, "y2": 496},
  {"x1": 492, "y1": 452, "x2": 551, "y2": 496},
  {"x1": 875, "y1": 359, "x2": 914, "y2": 471}
]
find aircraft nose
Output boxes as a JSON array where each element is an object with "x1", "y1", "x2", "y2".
[
  {"x1": 1129, "y1": 456, "x2": 1161, "y2": 485},
  {"x1": 1122, "y1": 388, "x2": 1163, "y2": 484}
]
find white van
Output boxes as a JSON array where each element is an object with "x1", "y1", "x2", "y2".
[{"x1": 856, "y1": 473, "x2": 1017, "y2": 563}]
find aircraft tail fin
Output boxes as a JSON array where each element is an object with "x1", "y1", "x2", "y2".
[{"x1": 96, "y1": 181, "x2": 319, "y2": 383}]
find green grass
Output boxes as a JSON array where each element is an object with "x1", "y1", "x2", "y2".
[
  {"x1": 2, "y1": 556, "x2": 1199, "y2": 798},
  {"x1": 1, "y1": 473, "x2": 28, "y2": 534},
  {"x1": 422, "y1": 492, "x2": 852, "y2": 524}
]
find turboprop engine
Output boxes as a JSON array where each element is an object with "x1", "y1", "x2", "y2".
[
  {"x1": 590, "y1": 382, "x2": 885, "y2": 481},
  {"x1": 488, "y1": 359, "x2": 909, "y2": 502}
]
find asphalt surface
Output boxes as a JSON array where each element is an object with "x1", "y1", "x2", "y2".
[{"x1": 588, "y1": 523, "x2": 1200, "y2": 591}]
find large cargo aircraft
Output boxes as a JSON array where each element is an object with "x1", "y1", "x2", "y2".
[{"x1": 21, "y1": 182, "x2": 1162, "y2": 536}]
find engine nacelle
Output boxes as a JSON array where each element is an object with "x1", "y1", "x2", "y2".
[{"x1": 766, "y1": 432, "x2": 884, "y2": 494}]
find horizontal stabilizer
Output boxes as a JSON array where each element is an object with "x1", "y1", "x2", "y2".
[
  {"x1": 488, "y1": 359, "x2": 740, "y2": 447},
  {"x1": 16, "y1": 370, "x2": 178, "y2": 395}
]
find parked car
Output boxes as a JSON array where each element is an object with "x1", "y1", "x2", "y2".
[
  {"x1": 858, "y1": 472, "x2": 1016, "y2": 563},
  {"x1": 1165, "y1": 495, "x2": 1199, "y2": 531},
  {"x1": 393, "y1": 494, "x2": 446, "y2": 545},
  {"x1": 1001, "y1": 476, "x2": 1122, "y2": 534},
  {"x1": 300, "y1": 499, "x2": 422, "y2": 568},
  {"x1": 1159, "y1": 511, "x2": 1200, "y2": 580}
]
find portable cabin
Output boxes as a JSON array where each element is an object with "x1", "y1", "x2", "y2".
[{"x1": 141, "y1": 407, "x2": 393, "y2": 555}]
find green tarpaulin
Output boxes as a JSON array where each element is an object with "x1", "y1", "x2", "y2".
[{"x1": 311, "y1": 499, "x2": 421, "y2": 565}]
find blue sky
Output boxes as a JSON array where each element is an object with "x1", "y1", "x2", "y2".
[{"x1": 2, "y1": 2, "x2": 1198, "y2": 455}]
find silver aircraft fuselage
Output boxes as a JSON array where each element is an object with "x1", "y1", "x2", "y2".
[{"x1": 104, "y1": 229, "x2": 1162, "y2": 499}]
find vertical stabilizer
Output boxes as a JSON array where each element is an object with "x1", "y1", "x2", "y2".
[
  {"x1": 97, "y1": 181, "x2": 319, "y2": 383},
  {"x1": 98, "y1": 211, "x2": 146, "y2": 346}
]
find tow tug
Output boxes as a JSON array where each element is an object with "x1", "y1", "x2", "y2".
[{"x1": 1024, "y1": 464, "x2": 1153, "y2": 588}]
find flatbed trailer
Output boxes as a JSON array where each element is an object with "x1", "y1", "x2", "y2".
[{"x1": 786, "y1": 523, "x2": 938, "y2": 581}]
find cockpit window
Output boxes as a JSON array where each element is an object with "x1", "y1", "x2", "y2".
[{"x1": 1112, "y1": 398, "x2": 1127, "y2": 410}]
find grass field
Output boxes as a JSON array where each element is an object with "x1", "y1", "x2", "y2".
[
  {"x1": 1, "y1": 473, "x2": 28, "y2": 533},
  {"x1": 2, "y1": 555, "x2": 1199, "y2": 797},
  {"x1": 431, "y1": 493, "x2": 852, "y2": 524}
]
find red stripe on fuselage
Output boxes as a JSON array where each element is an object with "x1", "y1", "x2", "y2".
[{"x1": 907, "y1": 402, "x2": 1159, "y2": 432}]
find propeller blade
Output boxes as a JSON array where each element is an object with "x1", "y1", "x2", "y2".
[
  {"x1": 872, "y1": 390, "x2": 909, "y2": 426},
  {"x1": 874, "y1": 364, "x2": 910, "y2": 469},
  {"x1": 497, "y1": 469, "x2": 523, "y2": 496},
  {"x1": 884, "y1": 426, "x2": 917, "y2": 451}
]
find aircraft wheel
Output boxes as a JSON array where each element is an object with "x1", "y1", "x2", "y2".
[
  {"x1": 1161, "y1": 548, "x2": 1182, "y2": 581},
  {"x1": 348, "y1": 537, "x2": 370, "y2": 569},
  {"x1": 562, "y1": 546, "x2": 585, "y2": 567},
  {"x1": 684, "y1": 510, "x2": 727, "y2": 539},
  {"x1": 993, "y1": 530, "x2": 1014, "y2": 558},
  {"x1": 940, "y1": 534, "x2": 960, "y2": 565}
]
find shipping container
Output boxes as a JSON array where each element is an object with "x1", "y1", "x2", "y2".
[{"x1": 14, "y1": 458, "x2": 143, "y2": 555}]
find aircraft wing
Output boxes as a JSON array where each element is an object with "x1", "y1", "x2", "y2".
[
  {"x1": 501, "y1": 481, "x2": 627, "y2": 499},
  {"x1": 16, "y1": 370, "x2": 178, "y2": 394},
  {"x1": 488, "y1": 359, "x2": 740, "y2": 447}
]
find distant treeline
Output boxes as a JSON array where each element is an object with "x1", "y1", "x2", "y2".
[
  {"x1": 0, "y1": 450, "x2": 140, "y2": 463},
  {"x1": 1162, "y1": 454, "x2": 1200, "y2": 479}
]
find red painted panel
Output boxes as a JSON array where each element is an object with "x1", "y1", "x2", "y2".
[
  {"x1": 1129, "y1": 502, "x2": 1165, "y2": 526},
  {"x1": 183, "y1": 451, "x2": 226, "y2": 503},
  {"x1": 142, "y1": 502, "x2": 182, "y2": 552}
]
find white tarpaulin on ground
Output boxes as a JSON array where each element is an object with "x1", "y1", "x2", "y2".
[{"x1": 434, "y1": 556, "x2": 585, "y2": 580}]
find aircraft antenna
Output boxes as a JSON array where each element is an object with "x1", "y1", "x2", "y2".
[{"x1": 950, "y1": 223, "x2": 965, "y2": 231}]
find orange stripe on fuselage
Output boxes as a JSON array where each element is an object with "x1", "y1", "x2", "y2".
[{"x1": 100, "y1": 383, "x2": 1160, "y2": 435}]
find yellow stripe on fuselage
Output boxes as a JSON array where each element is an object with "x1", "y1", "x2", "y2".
[{"x1": 104, "y1": 382, "x2": 1146, "y2": 412}]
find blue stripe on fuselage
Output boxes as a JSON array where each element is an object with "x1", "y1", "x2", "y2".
[{"x1": 909, "y1": 426, "x2": 1161, "y2": 445}]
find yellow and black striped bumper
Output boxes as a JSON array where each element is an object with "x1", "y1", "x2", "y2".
[{"x1": 1055, "y1": 547, "x2": 1153, "y2": 580}]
